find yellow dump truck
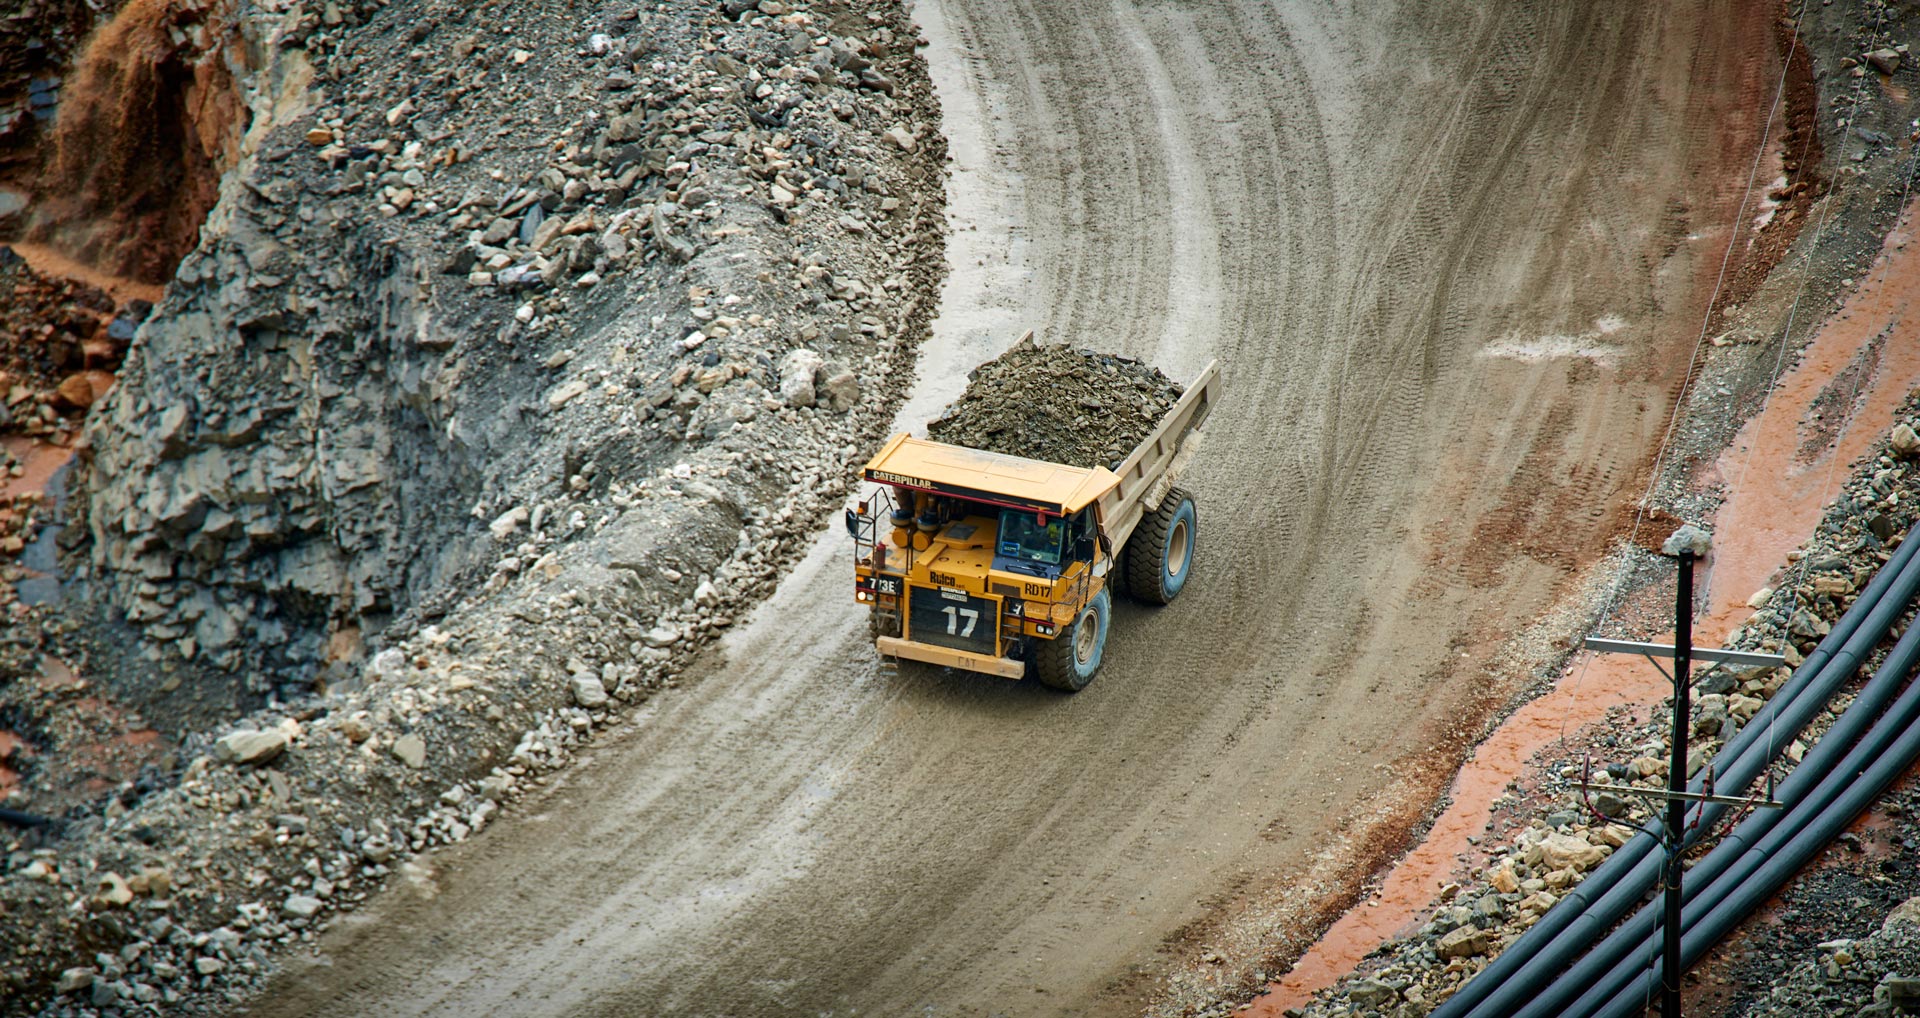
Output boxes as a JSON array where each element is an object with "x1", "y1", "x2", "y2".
[{"x1": 845, "y1": 358, "x2": 1219, "y2": 691}]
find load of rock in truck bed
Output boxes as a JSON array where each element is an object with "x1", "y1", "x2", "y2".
[{"x1": 926, "y1": 337, "x2": 1184, "y2": 470}]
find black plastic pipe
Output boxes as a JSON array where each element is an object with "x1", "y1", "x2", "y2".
[
  {"x1": 1452, "y1": 539, "x2": 1920, "y2": 1018},
  {"x1": 1547, "y1": 611, "x2": 1920, "y2": 1018},
  {"x1": 1436, "y1": 531, "x2": 1920, "y2": 1018},
  {"x1": 0, "y1": 807, "x2": 51, "y2": 829},
  {"x1": 1584, "y1": 632, "x2": 1920, "y2": 1018}
]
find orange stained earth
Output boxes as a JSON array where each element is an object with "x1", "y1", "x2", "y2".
[
  {"x1": 1, "y1": 435, "x2": 76, "y2": 502},
  {"x1": 6, "y1": 240, "x2": 164, "y2": 305},
  {"x1": 3, "y1": 446, "x2": 162, "y2": 805},
  {"x1": 5, "y1": 657, "x2": 166, "y2": 805},
  {"x1": 1246, "y1": 198, "x2": 1920, "y2": 1015},
  {"x1": 1702, "y1": 216, "x2": 1920, "y2": 642}
]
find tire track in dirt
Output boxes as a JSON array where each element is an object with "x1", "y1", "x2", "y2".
[{"x1": 241, "y1": 1, "x2": 1783, "y2": 1016}]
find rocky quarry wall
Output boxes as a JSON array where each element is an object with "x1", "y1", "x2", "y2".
[
  {"x1": 0, "y1": 0, "x2": 946, "y2": 1008},
  {"x1": 64, "y1": 0, "x2": 945, "y2": 713}
]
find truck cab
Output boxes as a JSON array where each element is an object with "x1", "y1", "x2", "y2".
[{"x1": 848, "y1": 435, "x2": 1118, "y2": 686}]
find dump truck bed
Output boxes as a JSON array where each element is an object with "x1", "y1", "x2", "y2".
[
  {"x1": 1092, "y1": 358, "x2": 1219, "y2": 551},
  {"x1": 861, "y1": 357, "x2": 1218, "y2": 545}
]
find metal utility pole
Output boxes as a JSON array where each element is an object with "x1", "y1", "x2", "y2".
[
  {"x1": 1662, "y1": 546, "x2": 1694, "y2": 1018},
  {"x1": 1581, "y1": 525, "x2": 1784, "y2": 1018}
]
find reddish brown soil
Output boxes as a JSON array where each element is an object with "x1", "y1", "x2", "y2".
[
  {"x1": 0, "y1": 729, "x2": 24, "y2": 799},
  {"x1": 0, "y1": 0, "x2": 242, "y2": 826},
  {"x1": 1250, "y1": 662, "x2": 1673, "y2": 1013},
  {"x1": 1705, "y1": 209, "x2": 1920, "y2": 629},
  {"x1": 1702, "y1": 17, "x2": 1826, "y2": 344},
  {"x1": 0, "y1": 251, "x2": 130, "y2": 429},
  {"x1": 2, "y1": 656, "x2": 167, "y2": 809},
  {"x1": 7, "y1": 241, "x2": 162, "y2": 305},
  {"x1": 20, "y1": 0, "x2": 246, "y2": 284}
]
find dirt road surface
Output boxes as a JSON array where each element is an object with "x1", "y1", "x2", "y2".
[{"x1": 248, "y1": 1, "x2": 1781, "y2": 1014}]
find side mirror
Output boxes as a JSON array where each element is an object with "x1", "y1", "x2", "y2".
[{"x1": 844, "y1": 508, "x2": 861, "y2": 539}]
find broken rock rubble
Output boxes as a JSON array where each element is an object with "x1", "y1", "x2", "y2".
[{"x1": 3, "y1": 0, "x2": 947, "y2": 1012}]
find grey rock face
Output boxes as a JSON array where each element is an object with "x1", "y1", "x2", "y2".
[{"x1": 82, "y1": 222, "x2": 487, "y2": 693}]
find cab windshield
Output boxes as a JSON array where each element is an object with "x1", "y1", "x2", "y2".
[{"x1": 998, "y1": 509, "x2": 1066, "y2": 566}]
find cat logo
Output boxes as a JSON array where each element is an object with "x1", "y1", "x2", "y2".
[{"x1": 870, "y1": 470, "x2": 929, "y2": 488}]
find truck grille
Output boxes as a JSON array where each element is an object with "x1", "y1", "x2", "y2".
[{"x1": 906, "y1": 586, "x2": 999, "y2": 656}]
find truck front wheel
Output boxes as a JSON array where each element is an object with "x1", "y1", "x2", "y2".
[
  {"x1": 1032, "y1": 587, "x2": 1111, "y2": 692},
  {"x1": 1126, "y1": 487, "x2": 1196, "y2": 604}
]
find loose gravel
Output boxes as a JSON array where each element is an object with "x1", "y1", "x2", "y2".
[
  {"x1": 926, "y1": 335, "x2": 1184, "y2": 469},
  {"x1": 0, "y1": 0, "x2": 947, "y2": 1013}
]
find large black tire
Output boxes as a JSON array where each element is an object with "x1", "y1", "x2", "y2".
[
  {"x1": 1031, "y1": 587, "x2": 1111, "y2": 692},
  {"x1": 1126, "y1": 487, "x2": 1197, "y2": 605}
]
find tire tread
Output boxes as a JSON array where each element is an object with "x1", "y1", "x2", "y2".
[
  {"x1": 1031, "y1": 588, "x2": 1110, "y2": 691},
  {"x1": 1126, "y1": 486, "x2": 1193, "y2": 605}
]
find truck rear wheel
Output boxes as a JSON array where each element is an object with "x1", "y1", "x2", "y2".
[
  {"x1": 1031, "y1": 587, "x2": 1111, "y2": 692},
  {"x1": 1126, "y1": 487, "x2": 1196, "y2": 604}
]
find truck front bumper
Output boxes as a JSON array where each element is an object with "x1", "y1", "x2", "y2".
[{"x1": 875, "y1": 636, "x2": 1026, "y2": 680}]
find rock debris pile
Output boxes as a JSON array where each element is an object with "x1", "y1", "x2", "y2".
[
  {"x1": 926, "y1": 336, "x2": 1184, "y2": 468},
  {"x1": 1, "y1": 0, "x2": 945, "y2": 1011},
  {"x1": 1735, "y1": 841, "x2": 1920, "y2": 1017},
  {"x1": 70, "y1": 0, "x2": 941, "y2": 699},
  {"x1": 0, "y1": 250, "x2": 146, "y2": 589},
  {"x1": 0, "y1": 250, "x2": 141, "y2": 433}
]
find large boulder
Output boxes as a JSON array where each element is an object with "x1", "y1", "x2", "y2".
[
  {"x1": 570, "y1": 673, "x2": 609, "y2": 709},
  {"x1": 1539, "y1": 831, "x2": 1608, "y2": 871},
  {"x1": 213, "y1": 729, "x2": 287, "y2": 766},
  {"x1": 780, "y1": 349, "x2": 825, "y2": 407},
  {"x1": 1436, "y1": 925, "x2": 1492, "y2": 959}
]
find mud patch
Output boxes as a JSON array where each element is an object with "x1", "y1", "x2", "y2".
[
  {"x1": 1795, "y1": 324, "x2": 1887, "y2": 464},
  {"x1": 1479, "y1": 316, "x2": 1629, "y2": 365},
  {"x1": 0, "y1": 634, "x2": 171, "y2": 818}
]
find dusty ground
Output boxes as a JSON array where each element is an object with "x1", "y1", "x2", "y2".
[
  {"x1": 242, "y1": 0, "x2": 1792, "y2": 1015},
  {"x1": 1209, "y1": 0, "x2": 1920, "y2": 1011}
]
